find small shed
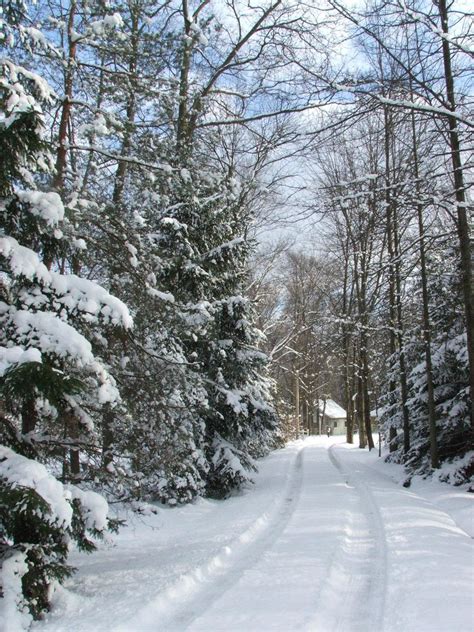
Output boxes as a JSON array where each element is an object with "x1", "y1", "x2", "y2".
[{"x1": 317, "y1": 399, "x2": 347, "y2": 435}]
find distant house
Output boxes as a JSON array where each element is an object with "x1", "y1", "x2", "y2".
[{"x1": 316, "y1": 399, "x2": 347, "y2": 436}]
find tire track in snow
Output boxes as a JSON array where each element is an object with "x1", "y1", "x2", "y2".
[
  {"x1": 305, "y1": 445, "x2": 387, "y2": 632},
  {"x1": 332, "y1": 444, "x2": 388, "y2": 632},
  {"x1": 350, "y1": 458, "x2": 474, "y2": 540},
  {"x1": 115, "y1": 447, "x2": 305, "y2": 632}
]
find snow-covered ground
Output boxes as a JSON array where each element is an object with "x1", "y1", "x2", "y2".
[{"x1": 34, "y1": 436, "x2": 473, "y2": 632}]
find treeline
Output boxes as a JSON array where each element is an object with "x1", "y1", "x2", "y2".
[{"x1": 253, "y1": 0, "x2": 472, "y2": 483}]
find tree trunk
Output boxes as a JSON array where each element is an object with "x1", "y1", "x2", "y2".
[
  {"x1": 21, "y1": 397, "x2": 37, "y2": 435},
  {"x1": 357, "y1": 370, "x2": 367, "y2": 448},
  {"x1": 392, "y1": 203, "x2": 411, "y2": 454},
  {"x1": 345, "y1": 362, "x2": 354, "y2": 444},
  {"x1": 68, "y1": 413, "x2": 80, "y2": 477},
  {"x1": 112, "y1": 8, "x2": 139, "y2": 204},
  {"x1": 437, "y1": 0, "x2": 474, "y2": 433},
  {"x1": 358, "y1": 233, "x2": 374, "y2": 450},
  {"x1": 342, "y1": 238, "x2": 354, "y2": 444},
  {"x1": 53, "y1": 1, "x2": 77, "y2": 190},
  {"x1": 409, "y1": 103, "x2": 439, "y2": 468},
  {"x1": 361, "y1": 334, "x2": 374, "y2": 450},
  {"x1": 176, "y1": 0, "x2": 193, "y2": 159},
  {"x1": 102, "y1": 405, "x2": 115, "y2": 470},
  {"x1": 384, "y1": 105, "x2": 410, "y2": 453},
  {"x1": 294, "y1": 368, "x2": 300, "y2": 439}
]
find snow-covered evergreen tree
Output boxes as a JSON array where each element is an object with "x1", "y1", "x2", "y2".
[
  {"x1": 153, "y1": 158, "x2": 278, "y2": 497},
  {"x1": 382, "y1": 239, "x2": 471, "y2": 480},
  {"x1": 0, "y1": 29, "x2": 129, "y2": 620}
]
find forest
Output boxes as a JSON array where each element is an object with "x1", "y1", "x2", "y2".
[{"x1": 0, "y1": 0, "x2": 472, "y2": 626}]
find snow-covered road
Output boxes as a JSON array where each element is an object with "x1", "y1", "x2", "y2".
[{"x1": 36, "y1": 437, "x2": 474, "y2": 632}]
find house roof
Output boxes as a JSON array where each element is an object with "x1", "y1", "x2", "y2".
[{"x1": 317, "y1": 399, "x2": 347, "y2": 419}]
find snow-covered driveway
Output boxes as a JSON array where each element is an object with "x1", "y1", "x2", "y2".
[{"x1": 37, "y1": 437, "x2": 474, "y2": 632}]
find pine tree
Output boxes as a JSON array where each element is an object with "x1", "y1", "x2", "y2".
[
  {"x1": 153, "y1": 157, "x2": 278, "y2": 497},
  {"x1": 0, "y1": 37, "x2": 128, "y2": 620}
]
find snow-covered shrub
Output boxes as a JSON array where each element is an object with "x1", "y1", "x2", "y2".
[
  {"x1": 202, "y1": 294, "x2": 278, "y2": 497},
  {"x1": 0, "y1": 447, "x2": 115, "y2": 624},
  {"x1": 434, "y1": 451, "x2": 474, "y2": 490},
  {"x1": 206, "y1": 435, "x2": 256, "y2": 499},
  {"x1": 122, "y1": 380, "x2": 209, "y2": 505}
]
